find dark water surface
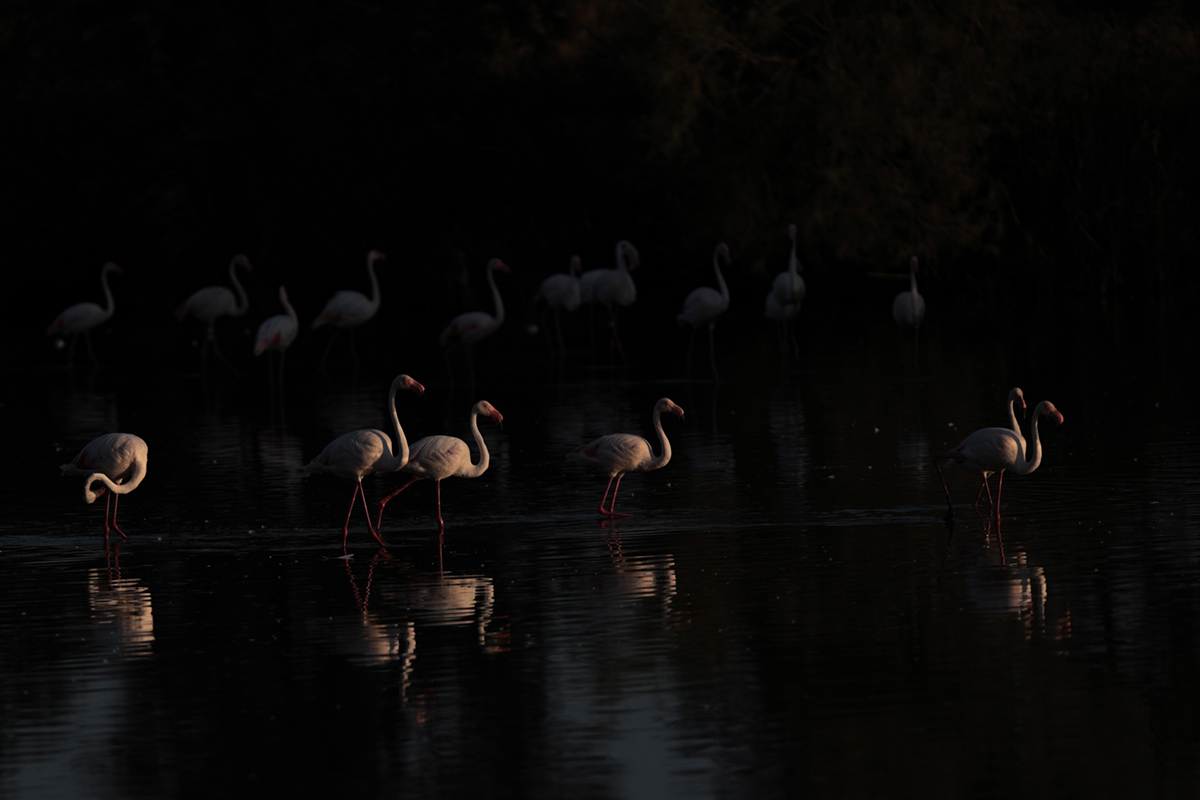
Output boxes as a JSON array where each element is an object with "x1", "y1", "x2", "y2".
[{"x1": 3, "y1": 301, "x2": 1199, "y2": 798}]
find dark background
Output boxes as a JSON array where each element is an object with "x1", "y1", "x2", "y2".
[{"x1": 5, "y1": 0, "x2": 1199, "y2": 373}]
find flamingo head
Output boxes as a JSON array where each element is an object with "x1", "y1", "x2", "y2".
[
  {"x1": 395, "y1": 374, "x2": 425, "y2": 397},
  {"x1": 233, "y1": 254, "x2": 253, "y2": 272},
  {"x1": 103, "y1": 262, "x2": 123, "y2": 275},
  {"x1": 716, "y1": 243, "x2": 731, "y2": 265},
  {"x1": 1009, "y1": 387, "x2": 1026, "y2": 414},
  {"x1": 910, "y1": 255, "x2": 919, "y2": 273},
  {"x1": 488, "y1": 258, "x2": 510, "y2": 274},
  {"x1": 617, "y1": 240, "x2": 640, "y2": 271},
  {"x1": 369, "y1": 250, "x2": 387, "y2": 263},
  {"x1": 1037, "y1": 401, "x2": 1064, "y2": 426},
  {"x1": 569, "y1": 255, "x2": 581, "y2": 276},
  {"x1": 478, "y1": 401, "x2": 504, "y2": 427},
  {"x1": 658, "y1": 397, "x2": 686, "y2": 420}
]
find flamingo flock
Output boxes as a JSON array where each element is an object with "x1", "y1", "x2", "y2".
[{"x1": 49, "y1": 229, "x2": 1065, "y2": 543}]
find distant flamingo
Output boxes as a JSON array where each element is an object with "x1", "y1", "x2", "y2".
[
  {"x1": 46, "y1": 261, "x2": 123, "y2": 365},
  {"x1": 933, "y1": 399, "x2": 1063, "y2": 518},
  {"x1": 534, "y1": 255, "x2": 582, "y2": 359},
  {"x1": 678, "y1": 243, "x2": 731, "y2": 379},
  {"x1": 176, "y1": 254, "x2": 253, "y2": 368},
  {"x1": 568, "y1": 397, "x2": 685, "y2": 517},
  {"x1": 375, "y1": 400, "x2": 505, "y2": 532},
  {"x1": 301, "y1": 374, "x2": 425, "y2": 547},
  {"x1": 254, "y1": 286, "x2": 299, "y2": 390},
  {"x1": 892, "y1": 255, "x2": 926, "y2": 366},
  {"x1": 580, "y1": 239, "x2": 639, "y2": 360},
  {"x1": 440, "y1": 259, "x2": 510, "y2": 382},
  {"x1": 765, "y1": 223, "x2": 805, "y2": 356},
  {"x1": 60, "y1": 433, "x2": 148, "y2": 538},
  {"x1": 312, "y1": 250, "x2": 385, "y2": 367}
]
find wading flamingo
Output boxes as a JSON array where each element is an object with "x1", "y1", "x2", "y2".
[
  {"x1": 933, "y1": 399, "x2": 1063, "y2": 518},
  {"x1": 375, "y1": 400, "x2": 505, "y2": 532},
  {"x1": 892, "y1": 256, "x2": 926, "y2": 366},
  {"x1": 301, "y1": 374, "x2": 425, "y2": 547},
  {"x1": 60, "y1": 432, "x2": 148, "y2": 538},
  {"x1": 580, "y1": 240, "x2": 639, "y2": 360},
  {"x1": 440, "y1": 259, "x2": 510, "y2": 382},
  {"x1": 254, "y1": 286, "x2": 300, "y2": 391},
  {"x1": 176, "y1": 254, "x2": 253, "y2": 368},
  {"x1": 46, "y1": 261, "x2": 122, "y2": 365},
  {"x1": 678, "y1": 243, "x2": 731, "y2": 379},
  {"x1": 765, "y1": 224, "x2": 805, "y2": 357},
  {"x1": 534, "y1": 254, "x2": 582, "y2": 359},
  {"x1": 312, "y1": 250, "x2": 385, "y2": 367},
  {"x1": 568, "y1": 397, "x2": 685, "y2": 517}
]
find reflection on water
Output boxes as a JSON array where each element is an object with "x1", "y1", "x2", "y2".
[{"x1": 3, "y1": 303, "x2": 1200, "y2": 797}]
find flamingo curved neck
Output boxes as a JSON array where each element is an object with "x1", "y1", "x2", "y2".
[
  {"x1": 713, "y1": 249, "x2": 730, "y2": 304},
  {"x1": 229, "y1": 259, "x2": 250, "y2": 315},
  {"x1": 460, "y1": 406, "x2": 491, "y2": 478},
  {"x1": 488, "y1": 265, "x2": 505, "y2": 326},
  {"x1": 1011, "y1": 409, "x2": 1050, "y2": 475},
  {"x1": 282, "y1": 293, "x2": 298, "y2": 327},
  {"x1": 381, "y1": 382, "x2": 411, "y2": 470},
  {"x1": 366, "y1": 253, "x2": 382, "y2": 311},
  {"x1": 649, "y1": 406, "x2": 673, "y2": 469},
  {"x1": 100, "y1": 266, "x2": 117, "y2": 318},
  {"x1": 84, "y1": 463, "x2": 146, "y2": 503}
]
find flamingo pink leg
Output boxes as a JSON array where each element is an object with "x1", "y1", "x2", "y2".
[
  {"x1": 973, "y1": 477, "x2": 994, "y2": 508},
  {"x1": 343, "y1": 481, "x2": 386, "y2": 548},
  {"x1": 102, "y1": 483, "x2": 129, "y2": 539},
  {"x1": 993, "y1": 472, "x2": 1005, "y2": 519},
  {"x1": 598, "y1": 474, "x2": 631, "y2": 518},
  {"x1": 375, "y1": 477, "x2": 420, "y2": 531}
]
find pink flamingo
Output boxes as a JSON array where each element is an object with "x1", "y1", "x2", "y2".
[
  {"x1": 568, "y1": 397, "x2": 685, "y2": 517},
  {"x1": 934, "y1": 399, "x2": 1063, "y2": 518},
  {"x1": 312, "y1": 250, "x2": 385, "y2": 366},
  {"x1": 579, "y1": 239, "x2": 639, "y2": 359},
  {"x1": 892, "y1": 256, "x2": 926, "y2": 365},
  {"x1": 764, "y1": 224, "x2": 805, "y2": 356},
  {"x1": 375, "y1": 400, "x2": 505, "y2": 532},
  {"x1": 534, "y1": 254, "x2": 582, "y2": 358},
  {"x1": 301, "y1": 374, "x2": 425, "y2": 547},
  {"x1": 678, "y1": 243, "x2": 731, "y2": 379},
  {"x1": 440, "y1": 259, "x2": 510, "y2": 381},
  {"x1": 60, "y1": 433, "x2": 149, "y2": 538},
  {"x1": 254, "y1": 286, "x2": 299, "y2": 391},
  {"x1": 46, "y1": 261, "x2": 123, "y2": 366},
  {"x1": 176, "y1": 254, "x2": 253, "y2": 368}
]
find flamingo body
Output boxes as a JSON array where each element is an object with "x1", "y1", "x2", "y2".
[
  {"x1": 60, "y1": 432, "x2": 148, "y2": 537},
  {"x1": 312, "y1": 250, "x2": 385, "y2": 330},
  {"x1": 892, "y1": 255, "x2": 925, "y2": 329},
  {"x1": 301, "y1": 374, "x2": 425, "y2": 546},
  {"x1": 176, "y1": 255, "x2": 252, "y2": 323},
  {"x1": 440, "y1": 259, "x2": 510, "y2": 347},
  {"x1": 254, "y1": 286, "x2": 299, "y2": 356},
  {"x1": 536, "y1": 256, "x2": 582, "y2": 312},
  {"x1": 376, "y1": 400, "x2": 504, "y2": 530},
  {"x1": 568, "y1": 397, "x2": 684, "y2": 516}
]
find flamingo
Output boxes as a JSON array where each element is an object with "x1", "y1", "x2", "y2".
[
  {"x1": 301, "y1": 374, "x2": 426, "y2": 547},
  {"x1": 933, "y1": 399, "x2": 1063, "y2": 518},
  {"x1": 892, "y1": 255, "x2": 926, "y2": 365},
  {"x1": 375, "y1": 400, "x2": 505, "y2": 532},
  {"x1": 579, "y1": 239, "x2": 639, "y2": 360},
  {"x1": 254, "y1": 286, "x2": 299, "y2": 390},
  {"x1": 176, "y1": 254, "x2": 253, "y2": 368},
  {"x1": 439, "y1": 258, "x2": 510, "y2": 381},
  {"x1": 568, "y1": 397, "x2": 685, "y2": 517},
  {"x1": 312, "y1": 250, "x2": 385, "y2": 366},
  {"x1": 764, "y1": 223, "x2": 805, "y2": 356},
  {"x1": 534, "y1": 254, "x2": 582, "y2": 358},
  {"x1": 46, "y1": 261, "x2": 123, "y2": 365},
  {"x1": 678, "y1": 243, "x2": 731, "y2": 379},
  {"x1": 60, "y1": 432, "x2": 148, "y2": 538}
]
